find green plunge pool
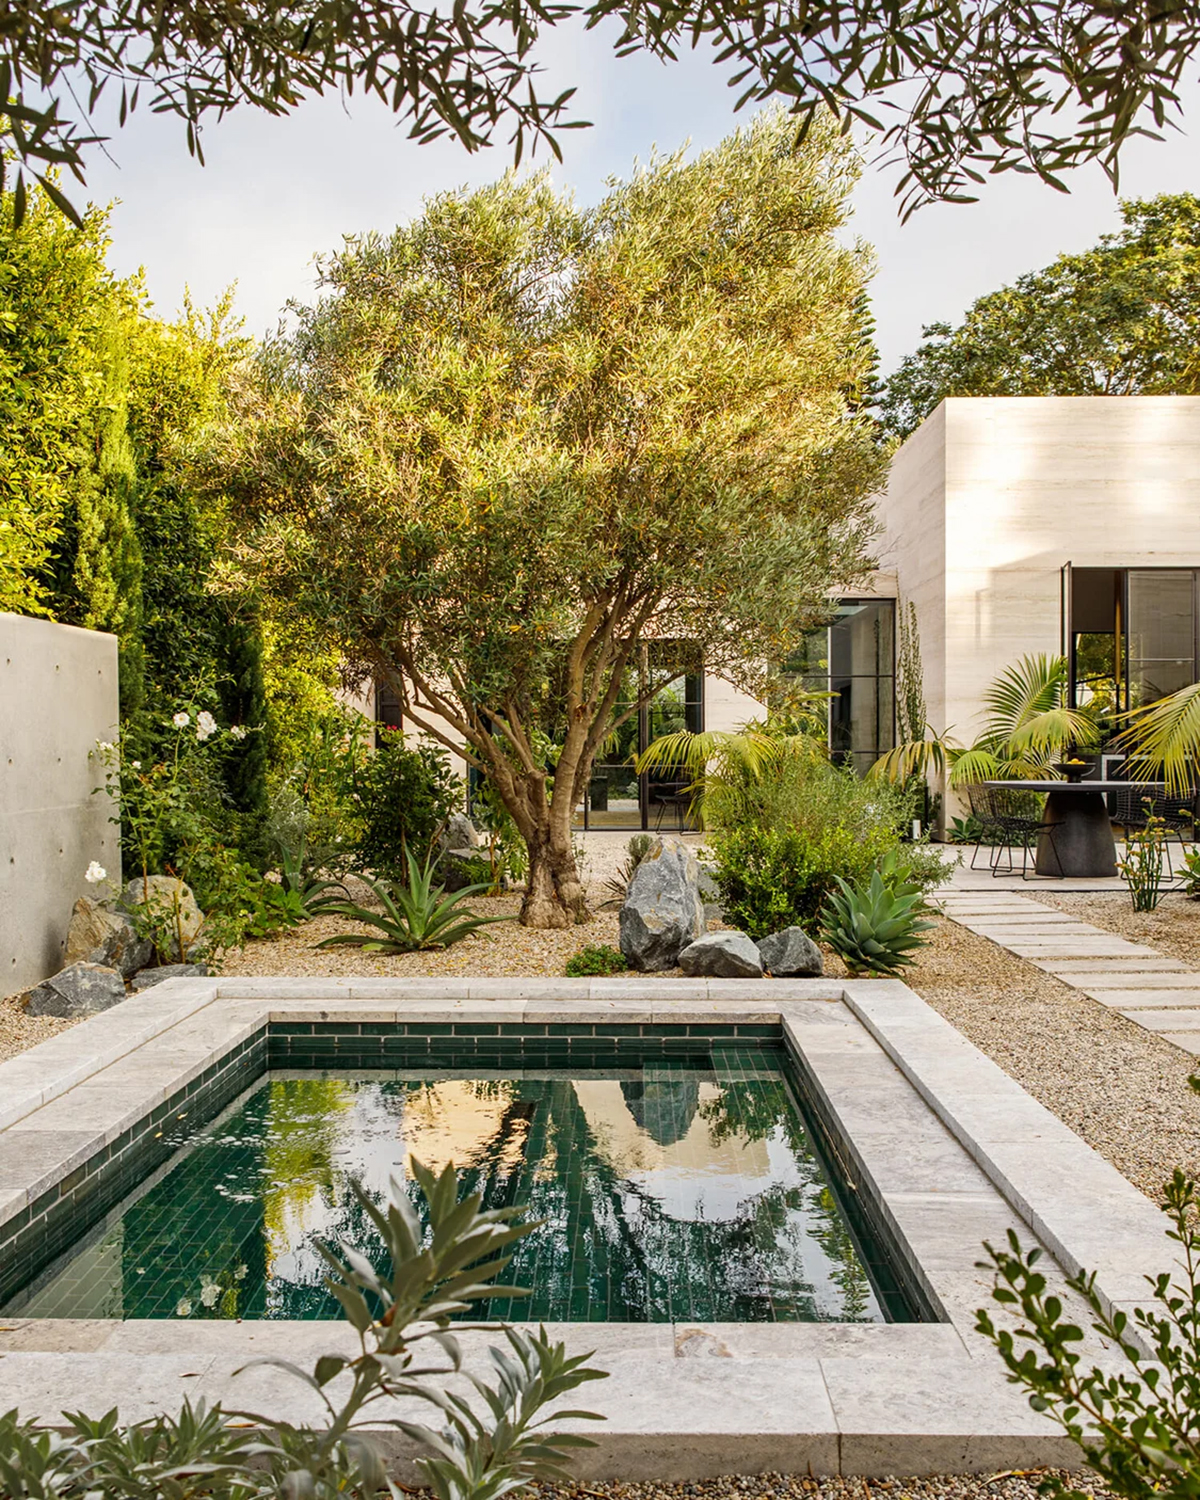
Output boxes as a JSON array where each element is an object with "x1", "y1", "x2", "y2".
[{"x1": 4, "y1": 1038, "x2": 916, "y2": 1324}]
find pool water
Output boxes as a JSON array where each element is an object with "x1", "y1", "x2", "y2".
[{"x1": 7, "y1": 1050, "x2": 904, "y2": 1323}]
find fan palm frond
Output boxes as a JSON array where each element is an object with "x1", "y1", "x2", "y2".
[
  {"x1": 1114, "y1": 682, "x2": 1200, "y2": 794},
  {"x1": 869, "y1": 732, "x2": 955, "y2": 784}
]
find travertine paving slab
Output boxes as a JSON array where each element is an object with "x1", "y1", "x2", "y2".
[
  {"x1": 1067, "y1": 971, "x2": 1200, "y2": 989},
  {"x1": 1035, "y1": 958, "x2": 1190, "y2": 974},
  {"x1": 1085, "y1": 989, "x2": 1200, "y2": 1009},
  {"x1": 1118, "y1": 1008, "x2": 1200, "y2": 1032},
  {"x1": 1160, "y1": 1033, "x2": 1200, "y2": 1055},
  {"x1": 940, "y1": 892, "x2": 1200, "y2": 1056}
]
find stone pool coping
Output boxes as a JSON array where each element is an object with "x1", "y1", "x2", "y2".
[{"x1": 0, "y1": 976, "x2": 1175, "y2": 1477}]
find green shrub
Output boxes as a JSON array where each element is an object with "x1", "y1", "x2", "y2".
[
  {"x1": 352, "y1": 731, "x2": 462, "y2": 875},
  {"x1": 821, "y1": 868, "x2": 935, "y2": 976},
  {"x1": 0, "y1": 1161, "x2": 607, "y2": 1500},
  {"x1": 977, "y1": 1168, "x2": 1200, "y2": 1500},
  {"x1": 1182, "y1": 846, "x2": 1200, "y2": 899},
  {"x1": 566, "y1": 943, "x2": 629, "y2": 977},
  {"x1": 707, "y1": 745, "x2": 949, "y2": 938}
]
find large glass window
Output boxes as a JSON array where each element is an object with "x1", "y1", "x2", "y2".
[
  {"x1": 1127, "y1": 569, "x2": 1198, "y2": 708},
  {"x1": 790, "y1": 600, "x2": 896, "y2": 775},
  {"x1": 578, "y1": 641, "x2": 704, "y2": 831},
  {"x1": 1069, "y1": 567, "x2": 1200, "y2": 719}
]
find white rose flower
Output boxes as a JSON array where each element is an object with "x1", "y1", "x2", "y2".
[
  {"x1": 196, "y1": 710, "x2": 218, "y2": 741},
  {"x1": 175, "y1": 1298, "x2": 193, "y2": 1317},
  {"x1": 84, "y1": 862, "x2": 107, "y2": 884},
  {"x1": 199, "y1": 1280, "x2": 221, "y2": 1308},
  {"x1": 96, "y1": 740, "x2": 114, "y2": 753},
  {"x1": 131, "y1": 760, "x2": 141, "y2": 770},
  {"x1": 173, "y1": 711, "x2": 191, "y2": 728},
  {"x1": 229, "y1": 724, "x2": 247, "y2": 741}
]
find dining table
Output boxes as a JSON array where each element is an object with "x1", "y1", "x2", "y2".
[{"x1": 984, "y1": 779, "x2": 1160, "y2": 878}]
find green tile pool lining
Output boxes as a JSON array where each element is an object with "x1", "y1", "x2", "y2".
[{"x1": 0, "y1": 1021, "x2": 927, "y2": 1323}]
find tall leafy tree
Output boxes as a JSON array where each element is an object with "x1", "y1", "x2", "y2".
[
  {"x1": 879, "y1": 194, "x2": 1200, "y2": 442},
  {"x1": 0, "y1": 190, "x2": 114, "y2": 616},
  {"x1": 5, "y1": 0, "x2": 1200, "y2": 223},
  {"x1": 215, "y1": 110, "x2": 886, "y2": 928}
]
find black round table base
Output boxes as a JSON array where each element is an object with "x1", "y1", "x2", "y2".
[{"x1": 1036, "y1": 789, "x2": 1118, "y2": 878}]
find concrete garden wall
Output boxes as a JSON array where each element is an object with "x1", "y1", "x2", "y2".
[{"x1": 0, "y1": 613, "x2": 121, "y2": 993}]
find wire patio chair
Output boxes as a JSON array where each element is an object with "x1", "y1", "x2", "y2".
[
  {"x1": 969, "y1": 785, "x2": 1064, "y2": 879},
  {"x1": 1111, "y1": 784, "x2": 1198, "y2": 876}
]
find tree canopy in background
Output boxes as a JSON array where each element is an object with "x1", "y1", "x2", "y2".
[
  {"x1": 3, "y1": 0, "x2": 1200, "y2": 225},
  {"x1": 878, "y1": 193, "x2": 1200, "y2": 442},
  {"x1": 214, "y1": 110, "x2": 886, "y2": 927}
]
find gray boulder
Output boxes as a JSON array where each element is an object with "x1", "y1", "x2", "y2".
[
  {"x1": 678, "y1": 930, "x2": 764, "y2": 979},
  {"x1": 757, "y1": 926, "x2": 824, "y2": 977},
  {"x1": 131, "y1": 963, "x2": 210, "y2": 991},
  {"x1": 118, "y1": 876, "x2": 204, "y2": 962},
  {"x1": 442, "y1": 813, "x2": 480, "y2": 850},
  {"x1": 64, "y1": 896, "x2": 154, "y2": 978},
  {"x1": 437, "y1": 849, "x2": 495, "y2": 892},
  {"x1": 697, "y1": 866, "x2": 723, "y2": 922},
  {"x1": 619, "y1": 837, "x2": 705, "y2": 971},
  {"x1": 24, "y1": 962, "x2": 126, "y2": 1018}
]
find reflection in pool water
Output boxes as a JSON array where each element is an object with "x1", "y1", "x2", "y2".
[{"x1": 7, "y1": 1058, "x2": 889, "y2": 1323}]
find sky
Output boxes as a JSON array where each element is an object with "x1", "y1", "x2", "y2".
[{"x1": 75, "y1": 22, "x2": 1200, "y2": 376}]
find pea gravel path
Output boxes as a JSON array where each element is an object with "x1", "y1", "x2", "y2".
[{"x1": 533, "y1": 1473, "x2": 1107, "y2": 1500}]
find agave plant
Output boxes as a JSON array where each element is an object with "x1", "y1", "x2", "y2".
[
  {"x1": 315, "y1": 851, "x2": 511, "y2": 954},
  {"x1": 821, "y1": 868, "x2": 936, "y2": 977},
  {"x1": 279, "y1": 841, "x2": 349, "y2": 914}
]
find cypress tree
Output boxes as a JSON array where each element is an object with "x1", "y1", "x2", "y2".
[{"x1": 47, "y1": 308, "x2": 146, "y2": 715}]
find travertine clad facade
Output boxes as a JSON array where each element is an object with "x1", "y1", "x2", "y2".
[{"x1": 875, "y1": 396, "x2": 1200, "y2": 814}]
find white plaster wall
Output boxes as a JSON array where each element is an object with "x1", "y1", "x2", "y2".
[{"x1": 0, "y1": 614, "x2": 121, "y2": 994}]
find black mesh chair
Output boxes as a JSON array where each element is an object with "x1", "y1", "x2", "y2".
[
  {"x1": 1112, "y1": 785, "x2": 1198, "y2": 875},
  {"x1": 971, "y1": 785, "x2": 1063, "y2": 879},
  {"x1": 963, "y1": 784, "x2": 1004, "y2": 870}
]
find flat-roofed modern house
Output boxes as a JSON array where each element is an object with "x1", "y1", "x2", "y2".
[{"x1": 874, "y1": 396, "x2": 1200, "y2": 778}]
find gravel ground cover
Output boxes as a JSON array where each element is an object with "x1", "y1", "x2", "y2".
[
  {"x1": 221, "y1": 896, "x2": 625, "y2": 979},
  {"x1": 0, "y1": 994, "x2": 74, "y2": 1063},
  {"x1": 1034, "y1": 890, "x2": 1200, "y2": 969},
  {"x1": 532, "y1": 1472, "x2": 1108, "y2": 1500},
  {"x1": 907, "y1": 912, "x2": 1200, "y2": 1202}
]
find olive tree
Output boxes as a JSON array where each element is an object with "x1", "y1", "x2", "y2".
[
  {"x1": 6, "y1": 0, "x2": 1200, "y2": 224},
  {"x1": 216, "y1": 110, "x2": 885, "y2": 928}
]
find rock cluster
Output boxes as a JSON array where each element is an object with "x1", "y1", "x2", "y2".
[
  {"x1": 618, "y1": 839, "x2": 823, "y2": 978},
  {"x1": 118, "y1": 877, "x2": 204, "y2": 962},
  {"x1": 64, "y1": 896, "x2": 154, "y2": 978},
  {"x1": 21, "y1": 878, "x2": 209, "y2": 1019},
  {"x1": 678, "y1": 931, "x2": 763, "y2": 978}
]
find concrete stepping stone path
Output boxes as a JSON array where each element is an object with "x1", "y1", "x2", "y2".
[{"x1": 936, "y1": 890, "x2": 1200, "y2": 1056}]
